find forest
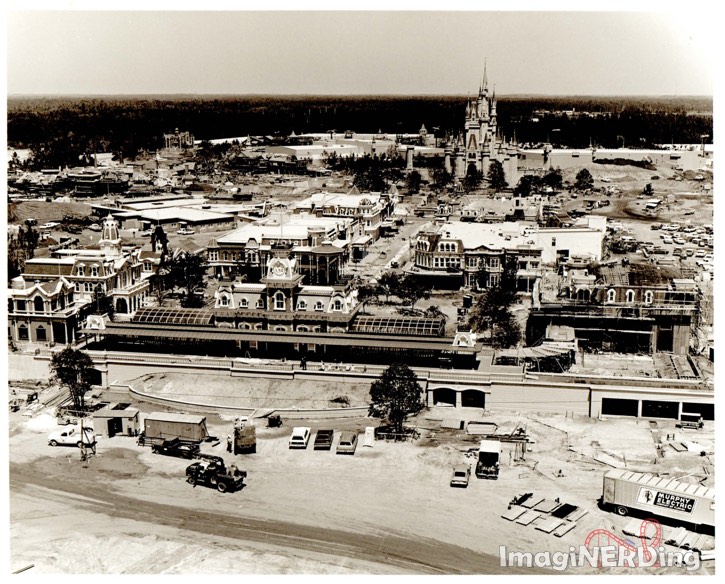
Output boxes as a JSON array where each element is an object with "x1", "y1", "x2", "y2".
[{"x1": 7, "y1": 94, "x2": 713, "y2": 170}]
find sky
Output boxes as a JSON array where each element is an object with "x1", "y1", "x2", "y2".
[{"x1": 4, "y1": 2, "x2": 716, "y2": 96}]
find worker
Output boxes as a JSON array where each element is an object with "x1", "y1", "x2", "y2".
[{"x1": 226, "y1": 435, "x2": 232, "y2": 453}]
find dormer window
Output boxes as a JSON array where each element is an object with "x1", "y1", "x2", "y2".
[
  {"x1": 256, "y1": 299, "x2": 265, "y2": 309},
  {"x1": 644, "y1": 291, "x2": 653, "y2": 305},
  {"x1": 315, "y1": 301, "x2": 324, "y2": 312},
  {"x1": 333, "y1": 298, "x2": 343, "y2": 311},
  {"x1": 220, "y1": 295, "x2": 230, "y2": 307},
  {"x1": 626, "y1": 289, "x2": 635, "y2": 304},
  {"x1": 34, "y1": 296, "x2": 44, "y2": 312},
  {"x1": 77, "y1": 266, "x2": 85, "y2": 276},
  {"x1": 240, "y1": 298, "x2": 248, "y2": 308},
  {"x1": 607, "y1": 289, "x2": 616, "y2": 303},
  {"x1": 297, "y1": 300, "x2": 307, "y2": 311},
  {"x1": 91, "y1": 266, "x2": 99, "y2": 277}
]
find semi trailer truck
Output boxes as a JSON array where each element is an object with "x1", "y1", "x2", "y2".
[{"x1": 601, "y1": 469, "x2": 714, "y2": 532}]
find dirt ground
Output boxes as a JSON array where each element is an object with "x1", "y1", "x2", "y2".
[{"x1": 8, "y1": 379, "x2": 715, "y2": 575}]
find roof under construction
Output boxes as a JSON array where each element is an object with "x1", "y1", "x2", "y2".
[
  {"x1": 132, "y1": 307, "x2": 215, "y2": 326},
  {"x1": 351, "y1": 316, "x2": 445, "y2": 337}
]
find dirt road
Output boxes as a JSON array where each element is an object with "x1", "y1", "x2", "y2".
[{"x1": 9, "y1": 455, "x2": 541, "y2": 574}]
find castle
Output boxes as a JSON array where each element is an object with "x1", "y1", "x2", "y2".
[{"x1": 445, "y1": 65, "x2": 520, "y2": 186}]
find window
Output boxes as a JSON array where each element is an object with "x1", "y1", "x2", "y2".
[
  {"x1": 77, "y1": 266, "x2": 85, "y2": 276},
  {"x1": 489, "y1": 275, "x2": 500, "y2": 287},
  {"x1": 315, "y1": 301, "x2": 324, "y2": 312},
  {"x1": 240, "y1": 298, "x2": 249, "y2": 308},
  {"x1": 75, "y1": 282, "x2": 81, "y2": 292},
  {"x1": 16, "y1": 299, "x2": 26, "y2": 311},
  {"x1": 209, "y1": 250, "x2": 219, "y2": 261},
  {"x1": 220, "y1": 295, "x2": 230, "y2": 307},
  {"x1": 489, "y1": 258, "x2": 499, "y2": 269},
  {"x1": 297, "y1": 300, "x2": 307, "y2": 311},
  {"x1": 223, "y1": 252, "x2": 229, "y2": 261},
  {"x1": 36, "y1": 326, "x2": 47, "y2": 342},
  {"x1": 274, "y1": 292, "x2": 286, "y2": 311},
  {"x1": 607, "y1": 289, "x2": 616, "y2": 303},
  {"x1": 256, "y1": 299, "x2": 265, "y2": 309},
  {"x1": 91, "y1": 266, "x2": 99, "y2": 277},
  {"x1": 333, "y1": 298, "x2": 343, "y2": 311},
  {"x1": 626, "y1": 289, "x2": 635, "y2": 304},
  {"x1": 144, "y1": 262, "x2": 152, "y2": 271},
  {"x1": 18, "y1": 325, "x2": 29, "y2": 341},
  {"x1": 551, "y1": 237, "x2": 557, "y2": 246},
  {"x1": 33, "y1": 296, "x2": 44, "y2": 312},
  {"x1": 84, "y1": 283, "x2": 93, "y2": 292},
  {"x1": 644, "y1": 291, "x2": 653, "y2": 304}
]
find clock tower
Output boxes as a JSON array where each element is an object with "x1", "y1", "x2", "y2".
[{"x1": 261, "y1": 244, "x2": 304, "y2": 314}]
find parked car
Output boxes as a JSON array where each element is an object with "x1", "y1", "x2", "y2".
[
  {"x1": 177, "y1": 227, "x2": 195, "y2": 235},
  {"x1": 288, "y1": 427, "x2": 311, "y2": 449},
  {"x1": 88, "y1": 223, "x2": 102, "y2": 232},
  {"x1": 695, "y1": 250, "x2": 706, "y2": 258},
  {"x1": 48, "y1": 426, "x2": 95, "y2": 448},
  {"x1": 336, "y1": 432, "x2": 358, "y2": 455},
  {"x1": 450, "y1": 465, "x2": 471, "y2": 488},
  {"x1": 313, "y1": 429, "x2": 334, "y2": 450},
  {"x1": 40, "y1": 221, "x2": 59, "y2": 229}
]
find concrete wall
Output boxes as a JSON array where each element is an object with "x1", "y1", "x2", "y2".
[
  {"x1": 533, "y1": 228, "x2": 603, "y2": 263},
  {"x1": 8, "y1": 352, "x2": 52, "y2": 381}
]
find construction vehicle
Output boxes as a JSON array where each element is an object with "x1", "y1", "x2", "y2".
[
  {"x1": 233, "y1": 418, "x2": 257, "y2": 454},
  {"x1": 679, "y1": 412, "x2": 704, "y2": 430},
  {"x1": 185, "y1": 455, "x2": 246, "y2": 493},
  {"x1": 475, "y1": 439, "x2": 501, "y2": 479},
  {"x1": 601, "y1": 469, "x2": 714, "y2": 532}
]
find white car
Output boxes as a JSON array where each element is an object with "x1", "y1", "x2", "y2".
[
  {"x1": 48, "y1": 426, "x2": 96, "y2": 448},
  {"x1": 177, "y1": 228, "x2": 195, "y2": 235},
  {"x1": 40, "y1": 222, "x2": 59, "y2": 229}
]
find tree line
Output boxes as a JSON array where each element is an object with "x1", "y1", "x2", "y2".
[{"x1": 9, "y1": 95, "x2": 712, "y2": 170}]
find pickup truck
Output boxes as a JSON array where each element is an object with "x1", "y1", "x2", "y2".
[
  {"x1": 313, "y1": 429, "x2": 334, "y2": 450},
  {"x1": 151, "y1": 437, "x2": 200, "y2": 459},
  {"x1": 48, "y1": 426, "x2": 96, "y2": 448}
]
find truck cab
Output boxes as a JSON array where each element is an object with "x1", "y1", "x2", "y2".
[{"x1": 679, "y1": 412, "x2": 704, "y2": 430}]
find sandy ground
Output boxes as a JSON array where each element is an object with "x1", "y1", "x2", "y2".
[{"x1": 8, "y1": 383, "x2": 715, "y2": 574}]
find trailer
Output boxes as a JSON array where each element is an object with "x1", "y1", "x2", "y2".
[
  {"x1": 601, "y1": 469, "x2": 714, "y2": 532},
  {"x1": 475, "y1": 439, "x2": 501, "y2": 479},
  {"x1": 143, "y1": 412, "x2": 208, "y2": 445}
]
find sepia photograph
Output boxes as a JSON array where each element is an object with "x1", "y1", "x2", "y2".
[{"x1": 4, "y1": 1, "x2": 716, "y2": 575}]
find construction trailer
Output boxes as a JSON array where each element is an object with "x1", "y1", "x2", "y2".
[
  {"x1": 143, "y1": 412, "x2": 208, "y2": 444},
  {"x1": 601, "y1": 469, "x2": 715, "y2": 532},
  {"x1": 93, "y1": 403, "x2": 141, "y2": 438},
  {"x1": 475, "y1": 439, "x2": 501, "y2": 479}
]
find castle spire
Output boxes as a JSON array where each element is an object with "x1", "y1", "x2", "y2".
[{"x1": 482, "y1": 59, "x2": 488, "y2": 92}]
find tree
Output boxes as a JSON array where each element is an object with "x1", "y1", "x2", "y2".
[
  {"x1": 19, "y1": 220, "x2": 39, "y2": 261},
  {"x1": 377, "y1": 271, "x2": 401, "y2": 304},
  {"x1": 167, "y1": 252, "x2": 209, "y2": 308},
  {"x1": 468, "y1": 258, "x2": 521, "y2": 348},
  {"x1": 430, "y1": 167, "x2": 453, "y2": 192},
  {"x1": 90, "y1": 284, "x2": 115, "y2": 320},
  {"x1": 406, "y1": 170, "x2": 422, "y2": 194},
  {"x1": 574, "y1": 168, "x2": 594, "y2": 191},
  {"x1": 514, "y1": 174, "x2": 539, "y2": 197},
  {"x1": 50, "y1": 348, "x2": 96, "y2": 414},
  {"x1": 463, "y1": 166, "x2": 484, "y2": 192},
  {"x1": 397, "y1": 275, "x2": 432, "y2": 309},
  {"x1": 369, "y1": 363, "x2": 424, "y2": 434},
  {"x1": 487, "y1": 160, "x2": 508, "y2": 190},
  {"x1": 355, "y1": 284, "x2": 378, "y2": 312},
  {"x1": 542, "y1": 167, "x2": 563, "y2": 191},
  {"x1": 642, "y1": 183, "x2": 654, "y2": 197}
]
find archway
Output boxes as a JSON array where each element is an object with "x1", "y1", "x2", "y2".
[
  {"x1": 461, "y1": 389, "x2": 486, "y2": 409},
  {"x1": 116, "y1": 298, "x2": 128, "y2": 314},
  {"x1": 432, "y1": 387, "x2": 456, "y2": 407}
]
